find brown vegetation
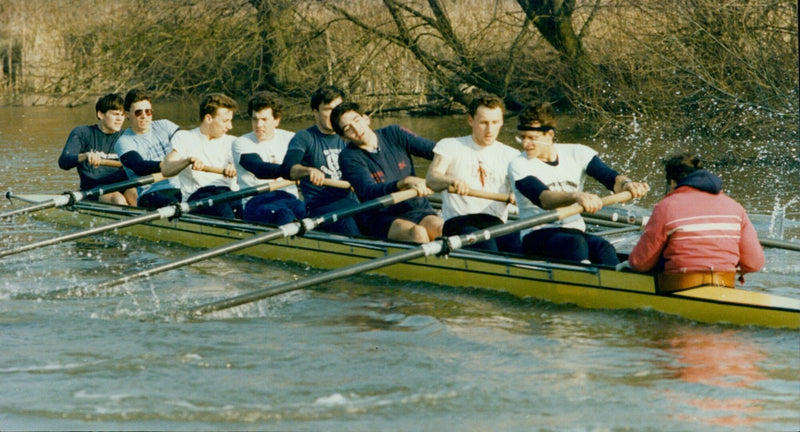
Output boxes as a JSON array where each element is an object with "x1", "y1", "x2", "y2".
[{"x1": 0, "y1": 0, "x2": 796, "y2": 142}]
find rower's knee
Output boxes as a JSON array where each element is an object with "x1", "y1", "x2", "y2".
[
  {"x1": 388, "y1": 220, "x2": 431, "y2": 244},
  {"x1": 100, "y1": 192, "x2": 129, "y2": 206}
]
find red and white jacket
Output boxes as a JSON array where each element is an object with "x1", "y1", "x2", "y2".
[{"x1": 629, "y1": 170, "x2": 764, "y2": 274}]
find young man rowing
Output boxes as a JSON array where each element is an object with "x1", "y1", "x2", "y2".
[
  {"x1": 161, "y1": 93, "x2": 240, "y2": 218},
  {"x1": 332, "y1": 102, "x2": 443, "y2": 243},
  {"x1": 426, "y1": 93, "x2": 521, "y2": 253},
  {"x1": 115, "y1": 89, "x2": 182, "y2": 208},
  {"x1": 58, "y1": 93, "x2": 137, "y2": 205},
  {"x1": 232, "y1": 91, "x2": 305, "y2": 225},
  {"x1": 279, "y1": 86, "x2": 363, "y2": 236},
  {"x1": 508, "y1": 102, "x2": 649, "y2": 265}
]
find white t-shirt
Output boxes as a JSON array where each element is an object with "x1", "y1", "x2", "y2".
[
  {"x1": 508, "y1": 143, "x2": 597, "y2": 232},
  {"x1": 433, "y1": 135, "x2": 520, "y2": 221},
  {"x1": 232, "y1": 129, "x2": 298, "y2": 199},
  {"x1": 170, "y1": 127, "x2": 238, "y2": 201}
]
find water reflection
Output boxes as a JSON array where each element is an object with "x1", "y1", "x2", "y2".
[{"x1": 663, "y1": 329, "x2": 767, "y2": 427}]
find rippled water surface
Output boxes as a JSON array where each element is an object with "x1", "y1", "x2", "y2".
[{"x1": 0, "y1": 103, "x2": 798, "y2": 431}]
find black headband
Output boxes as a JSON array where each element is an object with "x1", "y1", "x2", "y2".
[{"x1": 517, "y1": 125, "x2": 554, "y2": 132}]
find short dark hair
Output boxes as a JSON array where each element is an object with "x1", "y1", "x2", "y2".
[
  {"x1": 95, "y1": 93, "x2": 124, "y2": 114},
  {"x1": 329, "y1": 102, "x2": 364, "y2": 136},
  {"x1": 123, "y1": 89, "x2": 151, "y2": 112},
  {"x1": 310, "y1": 85, "x2": 346, "y2": 111},
  {"x1": 247, "y1": 91, "x2": 283, "y2": 118},
  {"x1": 517, "y1": 102, "x2": 557, "y2": 129},
  {"x1": 664, "y1": 152, "x2": 704, "y2": 183},
  {"x1": 467, "y1": 93, "x2": 504, "y2": 117},
  {"x1": 199, "y1": 93, "x2": 238, "y2": 121}
]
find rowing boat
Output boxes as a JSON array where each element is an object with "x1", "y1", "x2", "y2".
[{"x1": 7, "y1": 193, "x2": 800, "y2": 329}]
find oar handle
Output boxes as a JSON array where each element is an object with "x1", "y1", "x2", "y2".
[
  {"x1": 197, "y1": 166, "x2": 226, "y2": 175},
  {"x1": 98, "y1": 159, "x2": 123, "y2": 168},
  {"x1": 556, "y1": 191, "x2": 634, "y2": 219},
  {"x1": 321, "y1": 179, "x2": 352, "y2": 189},
  {"x1": 446, "y1": 186, "x2": 513, "y2": 203}
]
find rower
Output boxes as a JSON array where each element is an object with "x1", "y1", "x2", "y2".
[
  {"x1": 332, "y1": 102, "x2": 443, "y2": 243},
  {"x1": 115, "y1": 89, "x2": 182, "y2": 209},
  {"x1": 426, "y1": 92, "x2": 521, "y2": 253},
  {"x1": 627, "y1": 152, "x2": 764, "y2": 292},
  {"x1": 279, "y1": 85, "x2": 364, "y2": 236},
  {"x1": 232, "y1": 91, "x2": 305, "y2": 225},
  {"x1": 161, "y1": 93, "x2": 241, "y2": 219},
  {"x1": 58, "y1": 93, "x2": 137, "y2": 206},
  {"x1": 508, "y1": 101, "x2": 650, "y2": 265}
]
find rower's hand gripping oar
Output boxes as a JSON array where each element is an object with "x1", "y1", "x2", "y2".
[
  {"x1": 41, "y1": 187, "x2": 418, "y2": 299},
  {"x1": 0, "y1": 169, "x2": 302, "y2": 259},
  {"x1": 2, "y1": 173, "x2": 164, "y2": 220},
  {"x1": 188, "y1": 191, "x2": 634, "y2": 317},
  {"x1": 445, "y1": 186, "x2": 514, "y2": 203}
]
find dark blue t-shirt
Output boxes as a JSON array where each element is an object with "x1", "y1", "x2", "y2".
[
  {"x1": 280, "y1": 125, "x2": 356, "y2": 210},
  {"x1": 339, "y1": 125, "x2": 435, "y2": 216},
  {"x1": 58, "y1": 124, "x2": 128, "y2": 190}
]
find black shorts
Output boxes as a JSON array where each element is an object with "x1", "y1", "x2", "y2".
[{"x1": 362, "y1": 209, "x2": 437, "y2": 239}]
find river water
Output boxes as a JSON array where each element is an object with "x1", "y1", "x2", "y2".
[{"x1": 0, "y1": 102, "x2": 798, "y2": 431}]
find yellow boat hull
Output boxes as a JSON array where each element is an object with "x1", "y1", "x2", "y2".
[{"x1": 10, "y1": 195, "x2": 800, "y2": 329}]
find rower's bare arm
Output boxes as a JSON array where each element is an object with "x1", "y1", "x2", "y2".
[
  {"x1": 398, "y1": 176, "x2": 433, "y2": 196},
  {"x1": 540, "y1": 190, "x2": 603, "y2": 213},
  {"x1": 613, "y1": 175, "x2": 650, "y2": 198},
  {"x1": 426, "y1": 153, "x2": 469, "y2": 194},
  {"x1": 289, "y1": 164, "x2": 327, "y2": 186},
  {"x1": 160, "y1": 150, "x2": 192, "y2": 177}
]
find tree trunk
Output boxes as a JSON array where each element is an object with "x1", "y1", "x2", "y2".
[
  {"x1": 516, "y1": 0, "x2": 602, "y2": 93},
  {"x1": 248, "y1": 0, "x2": 285, "y2": 91}
]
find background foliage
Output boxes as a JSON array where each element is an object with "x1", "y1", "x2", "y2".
[{"x1": 0, "y1": 0, "x2": 796, "y2": 143}]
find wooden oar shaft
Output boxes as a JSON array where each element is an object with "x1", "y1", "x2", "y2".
[
  {"x1": 446, "y1": 186, "x2": 512, "y2": 202},
  {"x1": 48, "y1": 188, "x2": 419, "y2": 298},
  {"x1": 98, "y1": 159, "x2": 123, "y2": 168},
  {"x1": 189, "y1": 191, "x2": 633, "y2": 316},
  {"x1": 321, "y1": 179, "x2": 351, "y2": 189}
]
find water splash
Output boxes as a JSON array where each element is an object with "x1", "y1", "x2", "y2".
[{"x1": 768, "y1": 196, "x2": 799, "y2": 240}]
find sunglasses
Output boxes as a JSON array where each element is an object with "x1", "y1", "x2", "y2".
[{"x1": 133, "y1": 108, "x2": 153, "y2": 117}]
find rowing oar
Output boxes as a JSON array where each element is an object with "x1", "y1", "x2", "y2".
[
  {"x1": 584, "y1": 208, "x2": 800, "y2": 252},
  {"x1": 187, "y1": 191, "x2": 634, "y2": 317},
  {"x1": 42, "y1": 187, "x2": 419, "y2": 299},
  {"x1": 0, "y1": 175, "x2": 306, "y2": 259},
  {"x1": 445, "y1": 186, "x2": 513, "y2": 203},
  {"x1": 97, "y1": 159, "x2": 123, "y2": 168},
  {"x1": 2, "y1": 172, "x2": 164, "y2": 220}
]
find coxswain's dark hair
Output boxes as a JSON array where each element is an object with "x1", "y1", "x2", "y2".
[
  {"x1": 329, "y1": 101, "x2": 365, "y2": 136},
  {"x1": 663, "y1": 152, "x2": 703, "y2": 183},
  {"x1": 95, "y1": 93, "x2": 124, "y2": 115}
]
